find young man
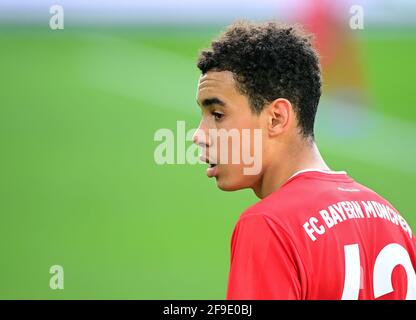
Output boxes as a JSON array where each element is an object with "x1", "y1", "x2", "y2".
[{"x1": 193, "y1": 21, "x2": 416, "y2": 299}]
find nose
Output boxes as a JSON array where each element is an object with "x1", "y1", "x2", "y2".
[{"x1": 192, "y1": 120, "x2": 210, "y2": 147}]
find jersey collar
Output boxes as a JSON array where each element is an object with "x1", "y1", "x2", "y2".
[{"x1": 288, "y1": 169, "x2": 348, "y2": 181}]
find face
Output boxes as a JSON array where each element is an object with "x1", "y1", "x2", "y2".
[{"x1": 194, "y1": 71, "x2": 266, "y2": 191}]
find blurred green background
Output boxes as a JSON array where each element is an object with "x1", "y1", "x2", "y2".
[{"x1": 1, "y1": 3, "x2": 416, "y2": 299}]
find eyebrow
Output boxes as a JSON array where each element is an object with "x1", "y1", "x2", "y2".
[{"x1": 199, "y1": 97, "x2": 227, "y2": 108}]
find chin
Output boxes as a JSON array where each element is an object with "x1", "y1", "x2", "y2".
[{"x1": 215, "y1": 175, "x2": 249, "y2": 192}]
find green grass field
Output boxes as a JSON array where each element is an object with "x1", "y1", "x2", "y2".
[{"x1": 0, "y1": 26, "x2": 415, "y2": 299}]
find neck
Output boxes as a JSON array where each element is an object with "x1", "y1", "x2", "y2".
[{"x1": 252, "y1": 139, "x2": 329, "y2": 199}]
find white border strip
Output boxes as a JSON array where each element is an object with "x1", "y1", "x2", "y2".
[{"x1": 288, "y1": 169, "x2": 348, "y2": 180}]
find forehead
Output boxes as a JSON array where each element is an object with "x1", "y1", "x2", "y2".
[{"x1": 197, "y1": 71, "x2": 237, "y2": 98}]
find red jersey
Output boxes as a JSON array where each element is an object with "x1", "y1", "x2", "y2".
[{"x1": 226, "y1": 170, "x2": 416, "y2": 300}]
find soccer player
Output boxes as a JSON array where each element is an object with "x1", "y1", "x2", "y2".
[{"x1": 193, "y1": 21, "x2": 416, "y2": 300}]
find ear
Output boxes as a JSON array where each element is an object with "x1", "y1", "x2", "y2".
[{"x1": 265, "y1": 98, "x2": 293, "y2": 137}]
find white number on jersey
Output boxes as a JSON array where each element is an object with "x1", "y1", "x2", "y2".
[{"x1": 342, "y1": 243, "x2": 416, "y2": 300}]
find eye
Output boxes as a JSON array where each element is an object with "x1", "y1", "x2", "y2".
[{"x1": 212, "y1": 111, "x2": 224, "y2": 121}]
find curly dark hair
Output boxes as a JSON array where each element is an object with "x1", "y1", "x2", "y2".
[{"x1": 197, "y1": 20, "x2": 322, "y2": 138}]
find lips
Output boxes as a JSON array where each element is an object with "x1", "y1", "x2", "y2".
[
  {"x1": 200, "y1": 156, "x2": 218, "y2": 178},
  {"x1": 206, "y1": 164, "x2": 218, "y2": 178}
]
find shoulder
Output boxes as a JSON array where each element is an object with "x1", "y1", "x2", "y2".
[
  {"x1": 232, "y1": 211, "x2": 299, "y2": 256},
  {"x1": 230, "y1": 211, "x2": 301, "y2": 265}
]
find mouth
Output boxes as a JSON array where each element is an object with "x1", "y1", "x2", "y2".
[{"x1": 200, "y1": 156, "x2": 218, "y2": 178}]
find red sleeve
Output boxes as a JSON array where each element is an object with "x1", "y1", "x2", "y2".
[{"x1": 226, "y1": 213, "x2": 303, "y2": 300}]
